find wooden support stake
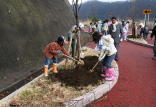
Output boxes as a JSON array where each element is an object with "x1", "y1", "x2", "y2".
[
  {"x1": 73, "y1": 32, "x2": 77, "y2": 63},
  {"x1": 64, "y1": 28, "x2": 74, "y2": 69},
  {"x1": 77, "y1": 35, "x2": 80, "y2": 60}
]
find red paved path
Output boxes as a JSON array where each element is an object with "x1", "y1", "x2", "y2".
[{"x1": 87, "y1": 41, "x2": 156, "y2": 107}]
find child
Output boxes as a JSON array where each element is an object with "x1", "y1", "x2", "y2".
[
  {"x1": 43, "y1": 36, "x2": 72, "y2": 76},
  {"x1": 123, "y1": 21, "x2": 130, "y2": 41},
  {"x1": 93, "y1": 32, "x2": 117, "y2": 81},
  {"x1": 102, "y1": 21, "x2": 108, "y2": 36}
]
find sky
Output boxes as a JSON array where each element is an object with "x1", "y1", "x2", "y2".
[{"x1": 68, "y1": 0, "x2": 128, "y2": 4}]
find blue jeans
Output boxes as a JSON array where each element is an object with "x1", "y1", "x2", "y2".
[
  {"x1": 45, "y1": 57, "x2": 57, "y2": 65},
  {"x1": 154, "y1": 38, "x2": 156, "y2": 57},
  {"x1": 103, "y1": 53, "x2": 116, "y2": 68},
  {"x1": 140, "y1": 31, "x2": 144, "y2": 37},
  {"x1": 104, "y1": 30, "x2": 107, "y2": 36},
  {"x1": 71, "y1": 40, "x2": 77, "y2": 57}
]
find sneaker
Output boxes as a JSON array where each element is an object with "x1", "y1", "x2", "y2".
[{"x1": 152, "y1": 57, "x2": 156, "y2": 60}]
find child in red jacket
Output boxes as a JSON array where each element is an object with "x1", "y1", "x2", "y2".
[{"x1": 43, "y1": 36, "x2": 72, "y2": 76}]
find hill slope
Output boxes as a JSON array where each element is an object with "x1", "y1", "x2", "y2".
[
  {"x1": 79, "y1": 0, "x2": 156, "y2": 20},
  {"x1": 0, "y1": 0, "x2": 75, "y2": 90}
]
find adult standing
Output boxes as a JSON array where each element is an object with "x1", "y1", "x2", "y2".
[
  {"x1": 139, "y1": 23, "x2": 144, "y2": 38},
  {"x1": 123, "y1": 21, "x2": 130, "y2": 41},
  {"x1": 102, "y1": 21, "x2": 108, "y2": 36},
  {"x1": 143, "y1": 25, "x2": 149, "y2": 40},
  {"x1": 122, "y1": 20, "x2": 125, "y2": 27},
  {"x1": 68, "y1": 25, "x2": 81, "y2": 57},
  {"x1": 89, "y1": 23, "x2": 92, "y2": 33},
  {"x1": 97, "y1": 21, "x2": 102, "y2": 33},
  {"x1": 109, "y1": 16, "x2": 123, "y2": 61},
  {"x1": 151, "y1": 24, "x2": 156, "y2": 60}
]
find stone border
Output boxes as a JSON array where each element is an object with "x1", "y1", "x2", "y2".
[
  {"x1": 64, "y1": 60, "x2": 119, "y2": 107},
  {"x1": 127, "y1": 38, "x2": 154, "y2": 49}
]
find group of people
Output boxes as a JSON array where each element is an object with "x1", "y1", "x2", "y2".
[
  {"x1": 42, "y1": 16, "x2": 125, "y2": 81},
  {"x1": 42, "y1": 17, "x2": 156, "y2": 82},
  {"x1": 139, "y1": 23, "x2": 149, "y2": 40},
  {"x1": 89, "y1": 20, "x2": 109, "y2": 36}
]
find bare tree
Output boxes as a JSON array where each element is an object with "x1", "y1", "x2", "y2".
[
  {"x1": 72, "y1": 0, "x2": 82, "y2": 60},
  {"x1": 129, "y1": 0, "x2": 138, "y2": 38}
]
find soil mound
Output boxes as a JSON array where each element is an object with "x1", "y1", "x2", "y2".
[{"x1": 54, "y1": 56, "x2": 103, "y2": 88}]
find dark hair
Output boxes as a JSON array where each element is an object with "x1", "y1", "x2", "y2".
[
  {"x1": 92, "y1": 32, "x2": 102, "y2": 43},
  {"x1": 105, "y1": 20, "x2": 109, "y2": 22},
  {"x1": 127, "y1": 21, "x2": 130, "y2": 23},
  {"x1": 56, "y1": 36, "x2": 64, "y2": 46},
  {"x1": 111, "y1": 16, "x2": 117, "y2": 20}
]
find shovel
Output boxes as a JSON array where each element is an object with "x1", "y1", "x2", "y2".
[
  {"x1": 62, "y1": 53, "x2": 84, "y2": 66},
  {"x1": 88, "y1": 52, "x2": 106, "y2": 73}
]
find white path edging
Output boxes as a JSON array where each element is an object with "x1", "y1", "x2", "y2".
[
  {"x1": 127, "y1": 38, "x2": 154, "y2": 49},
  {"x1": 64, "y1": 60, "x2": 119, "y2": 107},
  {"x1": 0, "y1": 60, "x2": 65, "y2": 104}
]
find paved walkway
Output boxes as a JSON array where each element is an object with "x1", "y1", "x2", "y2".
[{"x1": 87, "y1": 41, "x2": 156, "y2": 107}]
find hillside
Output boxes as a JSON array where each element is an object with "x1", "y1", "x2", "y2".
[
  {"x1": 0, "y1": 0, "x2": 75, "y2": 90},
  {"x1": 79, "y1": 0, "x2": 156, "y2": 20}
]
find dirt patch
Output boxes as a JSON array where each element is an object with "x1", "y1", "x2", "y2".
[{"x1": 54, "y1": 56, "x2": 103, "y2": 88}]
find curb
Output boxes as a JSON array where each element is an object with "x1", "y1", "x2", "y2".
[
  {"x1": 127, "y1": 38, "x2": 154, "y2": 49},
  {"x1": 64, "y1": 60, "x2": 119, "y2": 107}
]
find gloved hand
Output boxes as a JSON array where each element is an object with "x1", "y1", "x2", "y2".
[
  {"x1": 102, "y1": 46, "x2": 106, "y2": 51},
  {"x1": 105, "y1": 47, "x2": 110, "y2": 51},
  {"x1": 69, "y1": 56, "x2": 73, "y2": 60},
  {"x1": 98, "y1": 57, "x2": 103, "y2": 61}
]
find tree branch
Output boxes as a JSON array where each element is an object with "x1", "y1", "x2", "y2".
[{"x1": 78, "y1": 0, "x2": 82, "y2": 11}]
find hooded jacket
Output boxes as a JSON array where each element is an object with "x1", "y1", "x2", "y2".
[
  {"x1": 95, "y1": 35, "x2": 117, "y2": 56},
  {"x1": 43, "y1": 42, "x2": 70, "y2": 59}
]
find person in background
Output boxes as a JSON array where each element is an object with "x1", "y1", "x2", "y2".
[
  {"x1": 68, "y1": 25, "x2": 81, "y2": 57},
  {"x1": 143, "y1": 25, "x2": 149, "y2": 40},
  {"x1": 109, "y1": 16, "x2": 124, "y2": 61},
  {"x1": 122, "y1": 20, "x2": 125, "y2": 27},
  {"x1": 43, "y1": 36, "x2": 72, "y2": 76},
  {"x1": 97, "y1": 21, "x2": 102, "y2": 33},
  {"x1": 151, "y1": 24, "x2": 156, "y2": 60},
  {"x1": 102, "y1": 20, "x2": 108, "y2": 36},
  {"x1": 106, "y1": 20, "x2": 110, "y2": 34},
  {"x1": 92, "y1": 23, "x2": 96, "y2": 33},
  {"x1": 139, "y1": 23, "x2": 144, "y2": 38},
  {"x1": 123, "y1": 21, "x2": 130, "y2": 41},
  {"x1": 92, "y1": 32, "x2": 117, "y2": 81},
  {"x1": 89, "y1": 23, "x2": 92, "y2": 33}
]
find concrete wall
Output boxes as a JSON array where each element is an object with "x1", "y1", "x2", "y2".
[{"x1": 0, "y1": 0, "x2": 75, "y2": 89}]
